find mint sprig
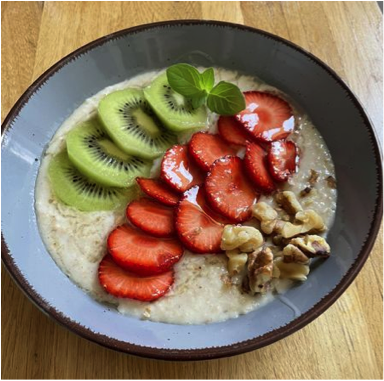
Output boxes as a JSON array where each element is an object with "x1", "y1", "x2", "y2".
[
  {"x1": 166, "y1": 64, "x2": 205, "y2": 98},
  {"x1": 201, "y1": 68, "x2": 215, "y2": 92},
  {"x1": 166, "y1": 64, "x2": 245, "y2": 116}
]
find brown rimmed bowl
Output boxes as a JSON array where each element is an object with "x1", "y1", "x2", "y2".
[{"x1": 1, "y1": 20, "x2": 382, "y2": 361}]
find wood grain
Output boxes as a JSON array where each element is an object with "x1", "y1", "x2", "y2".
[{"x1": 1, "y1": 2, "x2": 383, "y2": 379}]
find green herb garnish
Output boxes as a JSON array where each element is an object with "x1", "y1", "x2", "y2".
[{"x1": 166, "y1": 64, "x2": 245, "y2": 116}]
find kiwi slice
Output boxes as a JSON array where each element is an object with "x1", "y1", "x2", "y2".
[
  {"x1": 144, "y1": 73, "x2": 207, "y2": 132},
  {"x1": 48, "y1": 151, "x2": 137, "y2": 212},
  {"x1": 98, "y1": 88, "x2": 177, "y2": 159},
  {"x1": 66, "y1": 119, "x2": 151, "y2": 188}
]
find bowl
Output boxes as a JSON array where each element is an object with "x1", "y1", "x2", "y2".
[{"x1": 2, "y1": 20, "x2": 382, "y2": 361}]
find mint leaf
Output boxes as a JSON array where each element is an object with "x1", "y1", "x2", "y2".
[
  {"x1": 191, "y1": 92, "x2": 207, "y2": 109},
  {"x1": 166, "y1": 64, "x2": 205, "y2": 98},
  {"x1": 166, "y1": 64, "x2": 245, "y2": 115},
  {"x1": 207, "y1": 81, "x2": 245, "y2": 115},
  {"x1": 201, "y1": 68, "x2": 214, "y2": 92}
]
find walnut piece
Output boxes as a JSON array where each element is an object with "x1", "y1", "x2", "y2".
[
  {"x1": 221, "y1": 225, "x2": 263, "y2": 252},
  {"x1": 290, "y1": 235, "x2": 330, "y2": 258},
  {"x1": 252, "y1": 202, "x2": 281, "y2": 234},
  {"x1": 226, "y1": 252, "x2": 248, "y2": 276},
  {"x1": 299, "y1": 170, "x2": 320, "y2": 197},
  {"x1": 282, "y1": 244, "x2": 310, "y2": 264},
  {"x1": 274, "y1": 234, "x2": 330, "y2": 282},
  {"x1": 142, "y1": 308, "x2": 151, "y2": 319},
  {"x1": 295, "y1": 210, "x2": 325, "y2": 230},
  {"x1": 326, "y1": 175, "x2": 337, "y2": 189},
  {"x1": 253, "y1": 202, "x2": 325, "y2": 239},
  {"x1": 274, "y1": 257, "x2": 310, "y2": 281},
  {"x1": 220, "y1": 274, "x2": 233, "y2": 286},
  {"x1": 272, "y1": 234, "x2": 290, "y2": 246},
  {"x1": 252, "y1": 202, "x2": 278, "y2": 220},
  {"x1": 247, "y1": 247, "x2": 274, "y2": 294},
  {"x1": 275, "y1": 191, "x2": 303, "y2": 215},
  {"x1": 279, "y1": 210, "x2": 325, "y2": 238},
  {"x1": 309, "y1": 169, "x2": 319, "y2": 186},
  {"x1": 300, "y1": 186, "x2": 313, "y2": 197}
]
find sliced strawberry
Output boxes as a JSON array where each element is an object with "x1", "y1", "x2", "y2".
[
  {"x1": 218, "y1": 116, "x2": 252, "y2": 146},
  {"x1": 236, "y1": 91, "x2": 295, "y2": 142},
  {"x1": 188, "y1": 132, "x2": 237, "y2": 171},
  {"x1": 268, "y1": 140, "x2": 299, "y2": 182},
  {"x1": 136, "y1": 178, "x2": 180, "y2": 206},
  {"x1": 98, "y1": 255, "x2": 174, "y2": 302},
  {"x1": 205, "y1": 156, "x2": 258, "y2": 222},
  {"x1": 126, "y1": 198, "x2": 175, "y2": 238},
  {"x1": 244, "y1": 142, "x2": 276, "y2": 193},
  {"x1": 175, "y1": 186, "x2": 225, "y2": 254},
  {"x1": 161, "y1": 145, "x2": 205, "y2": 193},
  {"x1": 107, "y1": 225, "x2": 183, "y2": 276}
]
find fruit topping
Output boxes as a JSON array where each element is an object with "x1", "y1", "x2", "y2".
[
  {"x1": 98, "y1": 255, "x2": 174, "y2": 301},
  {"x1": 136, "y1": 177, "x2": 180, "y2": 206},
  {"x1": 98, "y1": 88, "x2": 177, "y2": 159},
  {"x1": 144, "y1": 73, "x2": 207, "y2": 132},
  {"x1": 268, "y1": 140, "x2": 299, "y2": 182},
  {"x1": 66, "y1": 118, "x2": 151, "y2": 188},
  {"x1": 236, "y1": 91, "x2": 294, "y2": 142},
  {"x1": 244, "y1": 143, "x2": 276, "y2": 193},
  {"x1": 188, "y1": 132, "x2": 237, "y2": 171},
  {"x1": 205, "y1": 156, "x2": 258, "y2": 222},
  {"x1": 48, "y1": 151, "x2": 137, "y2": 212},
  {"x1": 175, "y1": 186, "x2": 225, "y2": 253},
  {"x1": 126, "y1": 198, "x2": 175, "y2": 238},
  {"x1": 161, "y1": 145, "x2": 204, "y2": 193},
  {"x1": 107, "y1": 225, "x2": 183, "y2": 276},
  {"x1": 218, "y1": 116, "x2": 252, "y2": 146}
]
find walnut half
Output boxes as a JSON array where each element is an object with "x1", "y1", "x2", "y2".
[
  {"x1": 289, "y1": 235, "x2": 330, "y2": 258},
  {"x1": 274, "y1": 234, "x2": 330, "y2": 282},
  {"x1": 252, "y1": 202, "x2": 283, "y2": 235},
  {"x1": 247, "y1": 247, "x2": 274, "y2": 294},
  {"x1": 253, "y1": 201, "x2": 325, "y2": 239},
  {"x1": 275, "y1": 191, "x2": 303, "y2": 215},
  {"x1": 226, "y1": 251, "x2": 248, "y2": 276},
  {"x1": 283, "y1": 244, "x2": 310, "y2": 264},
  {"x1": 274, "y1": 257, "x2": 310, "y2": 282},
  {"x1": 221, "y1": 225, "x2": 264, "y2": 252},
  {"x1": 278, "y1": 210, "x2": 326, "y2": 238}
]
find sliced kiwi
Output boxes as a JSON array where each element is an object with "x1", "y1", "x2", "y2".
[
  {"x1": 66, "y1": 118, "x2": 151, "y2": 188},
  {"x1": 144, "y1": 73, "x2": 207, "y2": 132},
  {"x1": 48, "y1": 151, "x2": 137, "y2": 212},
  {"x1": 98, "y1": 88, "x2": 177, "y2": 159}
]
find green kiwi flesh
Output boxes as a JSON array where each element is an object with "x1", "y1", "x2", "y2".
[
  {"x1": 144, "y1": 73, "x2": 207, "y2": 132},
  {"x1": 98, "y1": 88, "x2": 177, "y2": 159},
  {"x1": 48, "y1": 151, "x2": 137, "y2": 212},
  {"x1": 66, "y1": 119, "x2": 151, "y2": 187}
]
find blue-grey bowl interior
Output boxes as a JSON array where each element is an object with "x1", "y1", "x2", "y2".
[{"x1": 2, "y1": 21, "x2": 382, "y2": 360}]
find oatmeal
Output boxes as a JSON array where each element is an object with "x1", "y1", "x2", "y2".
[{"x1": 35, "y1": 68, "x2": 337, "y2": 324}]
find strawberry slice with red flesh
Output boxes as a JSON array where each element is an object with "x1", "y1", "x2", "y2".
[
  {"x1": 244, "y1": 142, "x2": 276, "y2": 193},
  {"x1": 175, "y1": 185, "x2": 226, "y2": 254},
  {"x1": 161, "y1": 145, "x2": 205, "y2": 193},
  {"x1": 136, "y1": 178, "x2": 180, "y2": 206},
  {"x1": 205, "y1": 156, "x2": 258, "y2": 222},
  {"x1": 218, "y1": 116, "x2": 252, "y2": 146},
  {"x1": 107, "y1": 225, "x2": 183, "y2": 276},
  {"x1": 98, "y1": 255, "x2": 174, "y2": 302},
  {"x1": 126, "y1": 198, "x2": 176, "y2": 238},
  {"x1": 236, "y1": 91, "x2": 295, "y2": 142},
  {"x1": 188, "y1": 132, "x2": 238, "y2": 171},
  {"x1": 268, "y1": 140, "x2": 299, "y2": 182}
]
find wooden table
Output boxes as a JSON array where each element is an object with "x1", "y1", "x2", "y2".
[{"x1": 2, "y1": 2, "x2": 382, "y2": 379}]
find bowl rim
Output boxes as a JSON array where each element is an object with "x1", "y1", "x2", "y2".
[{"x1": 1, "y1": 19, "x2": 383, "y2": 361}]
